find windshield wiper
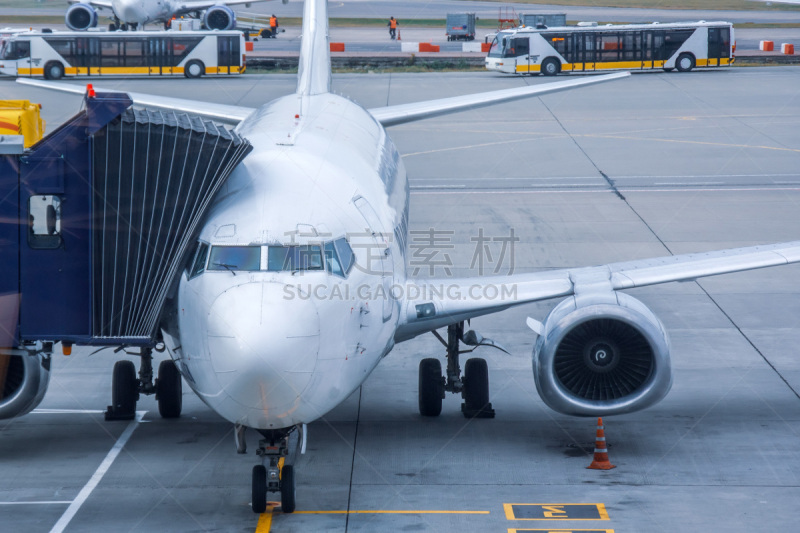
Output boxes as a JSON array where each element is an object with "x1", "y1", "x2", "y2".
[{"x1": 213, "y1": 262, "x2": 238, "y2": 275}]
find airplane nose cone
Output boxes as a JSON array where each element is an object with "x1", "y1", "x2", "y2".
[{"x1": 206, "y1": 282, "x2": 320, "y2": 422}]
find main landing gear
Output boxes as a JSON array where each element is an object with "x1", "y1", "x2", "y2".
[
  {"x1": 418, "y1": 322, "x2": 508, "y2": 418},
  {"x1": 105, "y1": 346, "x2": 182, "y2": 420},
  {"x1": 251, "y1": 426, "x2": 306, "y2": 514}
]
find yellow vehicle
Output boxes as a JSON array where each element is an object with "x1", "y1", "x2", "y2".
[{"x1": 0, "y1": 100, "x2": 45, "y2": 147}]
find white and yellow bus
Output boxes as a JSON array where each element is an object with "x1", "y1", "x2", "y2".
[
  {"x1": 0, "y1": 30, "x2": 245, "y2": 79},
  {"x1": 486, "y1": 21, "x2": 734, "y2": 75}
]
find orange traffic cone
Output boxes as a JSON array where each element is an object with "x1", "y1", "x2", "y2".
[
  {"x1": 587, "y1": 417, "x2": 616, "y2": 470},
  {"x1": 397, "y1": 29, "x2": 401, "y2": 41}
]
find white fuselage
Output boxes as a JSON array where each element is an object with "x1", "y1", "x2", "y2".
[
  {"x1": 111, "y1": 0, "x2": 174, "y2": 25},
  {"x1": 162, "y1": 93, "x2": 409, "y2": 430}
]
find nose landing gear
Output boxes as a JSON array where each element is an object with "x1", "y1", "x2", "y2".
[{"x1": 251, "y1": 425, "x2": 305, "y2": 514}]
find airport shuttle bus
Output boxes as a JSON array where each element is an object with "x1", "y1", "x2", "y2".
[
  {"x1": 0, "y1": 30, "x2": 245, "y2": 79},
  {"x1": 486, "y1": 21, "x2": 734, "y2": 75}
]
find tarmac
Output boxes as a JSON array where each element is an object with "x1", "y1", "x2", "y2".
[{"x1": 1, "y1": 67, "x2": 800, "y2": 532}]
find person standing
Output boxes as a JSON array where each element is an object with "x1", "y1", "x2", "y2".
[
  {"x1": 269, "y1": 14, "x2": 279, "y2": 38},
  {"x1": 388, "y1": 16, "x2": 398, "y2": 40}
]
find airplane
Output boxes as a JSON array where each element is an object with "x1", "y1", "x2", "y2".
[
  {"x1": 15, "y1": 0, "x2": 800, "y2": 516},
  {"x1": 64, "y1": 0, "x2": 273, "y2": 31}
]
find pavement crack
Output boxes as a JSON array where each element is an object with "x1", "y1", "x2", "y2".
[{"x1": 344, "y1": 386, "x2": 363, "y2": 532}]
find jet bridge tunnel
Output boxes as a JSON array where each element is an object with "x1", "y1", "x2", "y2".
[{"x1": 0, "y1": 90, "x2": 252, "y2": 351}]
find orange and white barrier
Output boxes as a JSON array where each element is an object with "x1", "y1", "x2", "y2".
[
  {"x1": 759, "y1": 40, "x2": 774, "y2": 51},
  {"x1": 462, "y1": 42, "x2": 483, "y2": 52},
  {"x1": 329, "y1": 42, "x2": 345, "y2": 52},
  {"x1": 782, "y1": 43, "x2": 795, "y2": 55},
  {"x1": 400, "y1": 42, "x2": 440, "y2": 53}
]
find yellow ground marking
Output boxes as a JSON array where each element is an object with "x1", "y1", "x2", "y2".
[
  {"x1": 255, "y1": 506, "x2": 274, "y2": 533},
  {"x1": 291, "y1": 510, "x2": 490, "y2": 514},
  {"x1": 508, "y1": 529, "x2": 615, "y2": 533},
  {"x1": 504, "y1": 503, "x2": 609, "y2": 521}
]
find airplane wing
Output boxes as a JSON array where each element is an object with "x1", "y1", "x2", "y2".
[
  {"x1": 368, "y1": 72, "x2": 629, "y2": 127},
  {"x1": 67, "y1": 0, "x2": 114, "y2": 8},
  {"x1": 16, "y1": 79, "x2": 254, "y2": 125},
  {"x1": 395, "y1": 240, "x2": 800, "y2": 342},
  {"x1": 174, "y1": 0, "x2": 266, "y2": 12}
]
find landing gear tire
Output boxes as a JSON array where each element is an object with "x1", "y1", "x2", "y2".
[
  {"x1": 676, "y1": 53, "x2": 695, "y2": 72},
  {"x1": 462, "y1": 358, "x2": 495, "y2": 418},
  {"x1": 418, "y1": 358, "x2": 444, "y2": 417},
  {"x1": 107, "y1": 360, "x2": 137, "y2": 420},
  {"x1": 184, "y1": 59, "x2": 204, "y2": 78},
  {"x1": 156, "y1": 359, "x2": 182, "y2": 418},
  {"x1": 541, "y1": 57, "x2": 560, "y2": 76},
  {"x1": 252, "y1": 465, "x2": 267, "y2": 514},
  {"x1": 280, "y1": 464, "x2": 296, "y2": 513}
]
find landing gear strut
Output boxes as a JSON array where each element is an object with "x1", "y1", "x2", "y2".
[
  {"x1": 251, "y1": 426, "x2": 305, "y2": 514},
  {"x1": 105, "y1": 346, "x2": 182, "y2": 420},
  {"x1": 418, "y1": 322, "x2": 501, "y2": 419}
]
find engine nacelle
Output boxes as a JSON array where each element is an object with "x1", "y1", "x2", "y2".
[
  {"x1": 0, "y1": 353, "x2": 51, "y2": 419},
  {"x1": 65, "y1": 3, "x2": 99, "y2": 31},
  {"x1": 533, "y1": 292, "x2": 672, "y2": 417},
  {"x1": 203, "y1": 5, "x2": 236, "y2": 30}
]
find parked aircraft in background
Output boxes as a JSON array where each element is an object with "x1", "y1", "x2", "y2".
[
  {"x1": 65, "y1": 0, "x2": 272, "y2": 30},
  {"x1": 17, "y1": 0, "x2": 800, "y2": 516}
]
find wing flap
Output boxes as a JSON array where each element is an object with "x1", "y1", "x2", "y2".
[
  {"x1": 369, "y1": 72, "x2": 629, "y2": 127},
  {"x1": 16, "y1": 79, "x2": 254, "y2": 125}
]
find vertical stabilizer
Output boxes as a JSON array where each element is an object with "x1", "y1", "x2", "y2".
[{"x1": 297, "y1": 0, "x2": 331, "y2": 96}]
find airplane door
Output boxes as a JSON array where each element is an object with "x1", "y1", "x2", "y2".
[{"x1": 353, "y1": 196, "x2": 394, "y2": 322}]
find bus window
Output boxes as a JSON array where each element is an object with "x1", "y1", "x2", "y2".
[
  {"x1": 488, "y1": 37, "x2": 502, "y2": 57},
  {"x1": 664, "y1": 29, "x2": 693, "y2": 59},
  {"x1": 124, "y1": 38, "x2": 146, "y2": 66},
  {"x1": 621, "y1": 31, "x2": 642, "y2": 61},
  {"x1": 100, "y1": 38, "x2": 121, "y2": 67},
  {"x1": 44, "y1": 39, "x2": 75, "y2": 64},
  {"x1": 598, "y1": 33, "x2": 621, "y2": 62},
  {"x1": 172, "y1": 37, "x2": 202, "y2": 65},
  {"x1": 2, "y1": 40, "x2": 30, "y2": 60},
  {"x1": 509, "y1": 37, "x2": 528, "y2": 58}
]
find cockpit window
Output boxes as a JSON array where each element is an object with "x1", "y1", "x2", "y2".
[
  {"x1": 334, "y1": 237, "x2": 355, "y2": 275},
  {"x1": 189, "y1": 242, "x2": 209, "y2": 278},
  {"x1": 267, "y1": 245, "x2": 323, "y2": 272},
  {"x1": 208, "y1": 246, "x2": 261, "y2": 272},
  {"x1": 324, "y1": 242, "x2": 344, "y2": 277}
]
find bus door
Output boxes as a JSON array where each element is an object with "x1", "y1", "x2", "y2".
[
  {"x1": 73, "y1": 38, "x2": 97, "y2": 75},
  {"x1": 509, "y1": 37, "x2": 529, "y2": 74},
  {"x1": 575, "y1": 32, "x2": 596, "y2": 71},
  {"x1": 707, "y1": 27, "x2": 730, "y2": 66},
  {"x1": 217, "y1": 36, "x2": 240, "y2": 74},
  {"x1": 642, "y1": 30, "x2": 665, "y2": 69},
  {"x1": 148, "y1": 38, "x2": 172, "y2": 75}
]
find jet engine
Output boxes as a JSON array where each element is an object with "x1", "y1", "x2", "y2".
[
  {"x1": 65, "y1": 3, "x2": 99, "y2": 31},
  {"x1": 203, "y1": 5, "x2": 237, "y2": 30},
  {"x1": 0, "y1": 353, "x2": 50, "y2": 419},
  {"x1": 533, "y1": 292, "x2": 672, "y2": 417}
]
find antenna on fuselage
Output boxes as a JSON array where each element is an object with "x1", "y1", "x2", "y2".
[{"x1": 296, "y1": 0, "x2": 331, "y2": 96}]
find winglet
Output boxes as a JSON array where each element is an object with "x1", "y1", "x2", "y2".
[{"x1": 296, "y1": 0, "x2": 331, "y2": 96}]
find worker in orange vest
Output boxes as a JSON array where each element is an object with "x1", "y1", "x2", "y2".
[
  {"x1": 388, "y1": 16, "x2": 398, "y2": 40},
  {"x1": 269, "y1": 14, "x2": 279, "y2": 38}
]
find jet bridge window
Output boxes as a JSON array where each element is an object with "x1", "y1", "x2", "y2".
[
  {"x1": 208, "y1": 245, "x2": 261, "y2": 272},
  {"x1": 28, "y1": 195, "x2": 62, "y2": 249},
  {"x1": 268, "y1": 245, "x2": 324, "y2": 272}
]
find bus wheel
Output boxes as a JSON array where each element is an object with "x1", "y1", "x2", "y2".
[
  {"x1": 185, "y1": 60, "x2": 205, "y2": 79},
  {"x1": 541, "y1": 57, "x2": 560, "y2": 76},
  {"x1": 676, "y1": 53, "x2": 695, "y2": 72},
  {"x1": 44, "y1": 61, "x2": 64, "y2": 80}
]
